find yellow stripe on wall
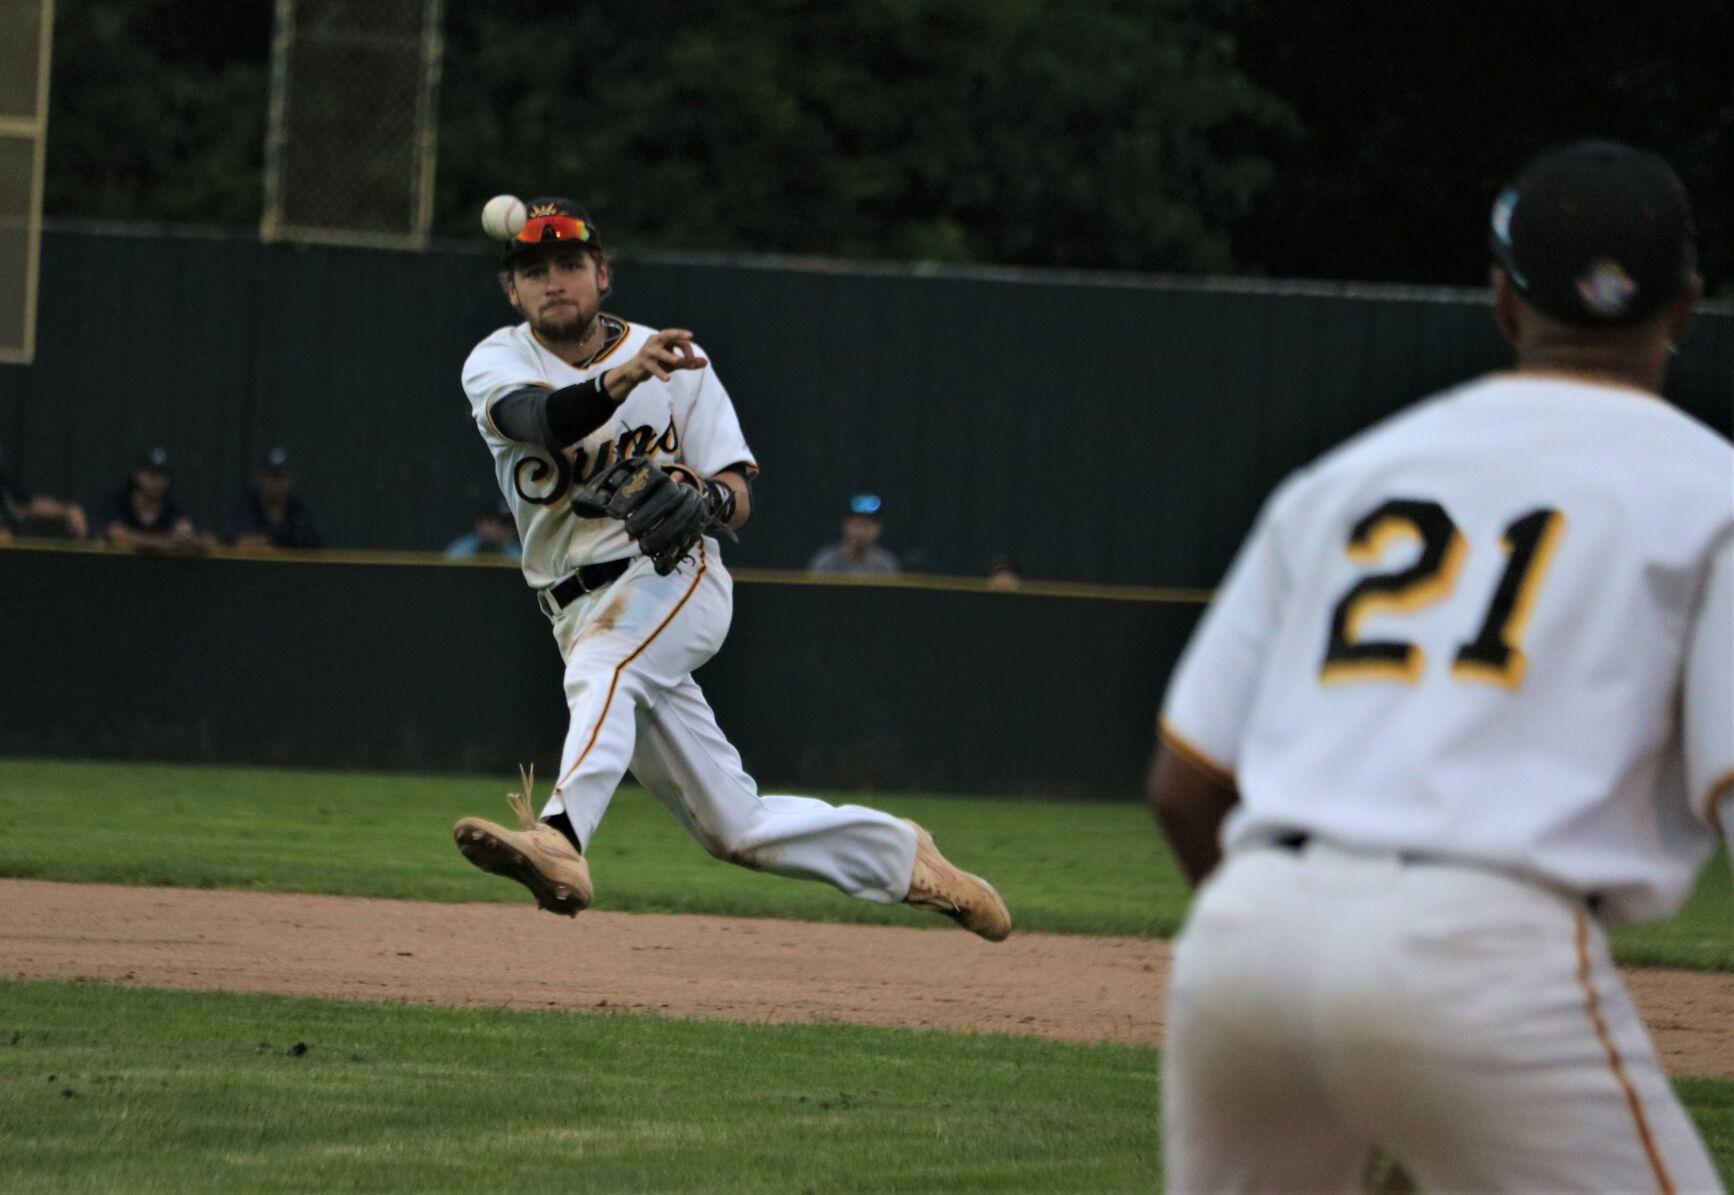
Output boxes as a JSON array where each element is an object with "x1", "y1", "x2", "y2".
[{"x1": 0, "y1": 540, "x2": 1216, "y2": 604}]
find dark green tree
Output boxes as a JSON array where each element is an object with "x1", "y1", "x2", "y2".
[
  {"x1": 51, "y1": 0, "x2": 1726, "y2": 290},
  {"x1": 1222, "y1": 0, "x2": 1732, "y2": 291},
  {"x1": 44, "y1": 0, "x2": 270, "y2": 224},
  {"x1": 46, "y1": 0, "x2": 1289, "y2": 272},
  {"x1": 436, "y1": 0, "x2": 1296, "y2": 270}
]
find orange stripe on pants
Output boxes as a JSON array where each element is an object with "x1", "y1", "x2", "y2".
[
  {"x1": 555, "y1": 547, "x2": 708, "y2": 796},
  {"x1": 1574, "y1": 909, "x2": 1674, "y2": 1195}
]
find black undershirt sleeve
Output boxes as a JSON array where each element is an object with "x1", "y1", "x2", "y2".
[
  {"x1": 713, "y1": 462, "x2": 755, "y2": 528},
  {"x1": 489, "y1": 378, "x2": 617, "y2": 449}
]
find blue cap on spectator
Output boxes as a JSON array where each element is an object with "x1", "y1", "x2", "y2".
[{"x1": 849, "y1": 493, "x2": 883, "y2": 517}]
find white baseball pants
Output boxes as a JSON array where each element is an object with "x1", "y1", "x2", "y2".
[
  {"x1": 1163, "y1": 840, "x2": 1722, "y2": 1194},
  {"x1": 538, "y1": 542, "x2": 918, "y2": 904}
]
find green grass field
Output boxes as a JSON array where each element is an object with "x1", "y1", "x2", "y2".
[
  {"x1": 0, "y1": 757, "x2": 1730, "y2": 1191},
  {"x1": 3, "y1": 982, "x2": 1731, "y2": 1194},
  {"x1": 0, "y1": 758, "x2": 1726, "y2": 968},
  {"x1": 0, "y1": 981, "x2": 1159, "y2": 1193},
  {"x1": 0, "y1": 759, "x2": 1181, "y2": 936}
]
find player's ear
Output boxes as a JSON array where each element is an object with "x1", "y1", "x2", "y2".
[
  {"x1": 500, "y1": 270, "x2": 521, "y2": 310},
  {"x1": 1664, "y1": 275, "x2": 1703, "y2": 356},
  {"x1": 1490, "y1": 266, "x2": 1522, "y2": 346},
  {"x1": 594, "y1": 253, "x2": 612, "y2": 299}
]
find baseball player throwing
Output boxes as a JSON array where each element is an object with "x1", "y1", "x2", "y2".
[
  {"x1": 451, "y1": 197, "x2": 1009, "y2": 942},
  {"x1": 1150, "y1": 143, "x2": 1729, "y2": 1192}
]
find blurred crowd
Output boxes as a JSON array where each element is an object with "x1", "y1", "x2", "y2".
[
  {"x1": 0, "y1": 440, "x2": 324, "y2": 554},
  {"x1": 0, "y1": 439, "x2": 522, "y2": 560},
  {"x1": 2, "y1": 439, "x2": 1022, "y2": 583}
]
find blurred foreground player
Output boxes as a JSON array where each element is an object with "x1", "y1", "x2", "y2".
[
  {"x1": 1150, "y1": 142, "x2": 1728, "y2": 1192},
  {"x1": 450, "y1": 197, "x2": 1008, "y2": 940}
]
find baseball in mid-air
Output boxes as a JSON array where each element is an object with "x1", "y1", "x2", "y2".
[{"x1": 481, "y1": 194, "x2": 527, "y2": 240}]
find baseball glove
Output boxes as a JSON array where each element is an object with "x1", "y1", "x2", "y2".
[{"x1": 570, "y1": 456, "x2": 735, "y2": 575}]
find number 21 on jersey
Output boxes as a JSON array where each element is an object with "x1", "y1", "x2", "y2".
[{"x1": 1320, "y1": 498, "x2": 1567, "y2": 690}]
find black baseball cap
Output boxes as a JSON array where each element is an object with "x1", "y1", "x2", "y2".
[
  {"x1": 137, "y1": 446, "x2": 171, "y2": 473},
  {"x1": 1489, "y1": 141, "x2": 1696, "y2": 328},
  {"x1": 262, "y1": 446, "x2": 291, "y2": 474},
  {"x1": 501, "y1": 197, "x2": 602, "y2": 269}
]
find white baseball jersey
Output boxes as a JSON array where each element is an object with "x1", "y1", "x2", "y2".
[
  {"x1": 462, "y1": 317, "x2": 756, "y2": 589},
  {"x1": 1162, "y1": 372, "x2": 1733, "y2": 923}
]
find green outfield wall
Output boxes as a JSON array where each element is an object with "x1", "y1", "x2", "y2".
[
  {"x1": 0, "y1": 545, "x2": 1203, "y2": 795},
  {"x1": 1, "y1": 227, "x2": 1728, "y2": 590}
]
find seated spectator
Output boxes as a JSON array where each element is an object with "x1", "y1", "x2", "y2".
[
  {"x1": 808, "y1": 493, "x2": 900, "y2": 575},
  {"x1": 231, "y1": 447, "x2": 321, "y2": 550},
  {"x1": 104, "y1": 447, "x2": 214, "y2": 551},
  {"x1": 985, "y1": 554, "x2": 1022, "y2": 591},
  {"x1": 446, "y1": 502, "x2": 522, "y2": 559},
  {"x1": 0, "y1": 436, "x2": 88, "y2": 540}
]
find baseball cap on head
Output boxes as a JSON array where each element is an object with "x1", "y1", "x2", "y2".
[
  {"x1": 138, "y1": 446, "x2": 171, "y2": 473},
  {"x1": 1489, "y1": 140, "x2": 1696, "y2": 328},
  {"x1": 848, "y1": 493, "x2": 883, "y2": 517},
  {"x1": 501, "y1": 197, "x2": 601, "y2": 269},
  {"x1": 262, "y1": 446, "x2": 291, "y2": 474}
]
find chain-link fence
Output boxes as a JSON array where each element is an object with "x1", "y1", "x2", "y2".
[
  {"x1": 261, "y1": 0, "x2": 444, "y2": 250},
  {"x1": 0, "y1": 0, "x2": 51, "y2": 364}
]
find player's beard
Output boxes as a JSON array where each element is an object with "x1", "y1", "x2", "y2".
[{"x1": 529, "y1": 303, "x2": 597, "y2": 346}]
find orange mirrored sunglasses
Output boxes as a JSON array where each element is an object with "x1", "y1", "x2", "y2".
[{"x1": 516, "y1": 214, "x2": 593, "y2": 244}]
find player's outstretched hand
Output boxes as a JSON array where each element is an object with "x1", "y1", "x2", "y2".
[{"x1": 603, "y1": 329, "x2": 708, "y2": 401}]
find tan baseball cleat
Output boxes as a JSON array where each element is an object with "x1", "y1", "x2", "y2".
[
  {"x1": 453, "y1": 767, "x2": 593, "y2": 917},
  {"x1": 901, "y1": 820, "x2": 1012, "y2": 941}
]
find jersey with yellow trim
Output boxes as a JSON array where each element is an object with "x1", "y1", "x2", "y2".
[
  {"x1": 462, "y1": 318, "x2": 756, "y2": 589},
  {"x1": 1162, "y1": 373, "x2": 1733, "y2": 923}
]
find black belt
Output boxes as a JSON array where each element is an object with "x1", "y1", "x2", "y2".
[
  {"x1": 537, "y1": 557, "x2": 633, "y2": 618},
  {"x1": 1265, "y1": 831, "x2": 1602, "y2": 913},
  {"x1": 1269, "y1": 830, "x2": 1443, "y2": 866}
]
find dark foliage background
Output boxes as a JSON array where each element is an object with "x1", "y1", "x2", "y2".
[
  {"x1": 1221, "y1": 0, "x2": 1732, "y2": 290},
  {"x1": 39, "y1": 0, "x2": 1734, "y2": 289}
]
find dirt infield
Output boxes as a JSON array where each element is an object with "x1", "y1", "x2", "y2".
[{"x1": 2, "y1": 879, "x2": 1729, "y2": 1077}]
